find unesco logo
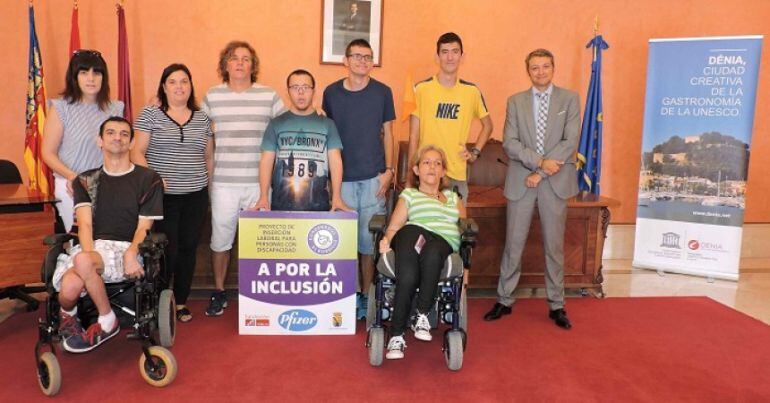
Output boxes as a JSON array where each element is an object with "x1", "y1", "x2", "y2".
[
  {"x1": 307, "y1": 224, "x2": 339, "y2": 255},
  {"x1": 660, "y1": 232, "x2": 681, "y2": 249}
]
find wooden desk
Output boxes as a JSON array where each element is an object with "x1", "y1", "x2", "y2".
[
  {"x1": 466, "y1": 186, "x2": 618, "y2": 295},
  {"x1": 0, "y1": 184, "x2": 57, "y2": 307}
]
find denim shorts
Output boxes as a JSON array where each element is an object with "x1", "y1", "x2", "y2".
[{"x1": 341, "y1": 176, "x2": 386, "y2": 255}]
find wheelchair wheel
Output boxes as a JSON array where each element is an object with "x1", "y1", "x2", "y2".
[
  {"x1": 157, "y1": 289, "x2": 176, "y2": 348},
  {"x1": 139, "y1": 346, "x2": 178, "y2": 387},
  {"x1": 37, "y1": 351, "x2": 61, "y2": 396},
  {"x1": 366, "y1": 284, "x2": 376, "y2": 329},
  {"x1": 444, "y1": 330, "x2": 464, "y2": 371},
  {"x1": 368, "y1": 327, "x2": 384, "y2": 367}
]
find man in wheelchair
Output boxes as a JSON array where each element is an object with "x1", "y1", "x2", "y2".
[
  {"x1": 377, "y1": 145, "x2": 466, "y2": 360},
  {"x1": 52, "y1": 116, "x2": 164, "y2": 353}
]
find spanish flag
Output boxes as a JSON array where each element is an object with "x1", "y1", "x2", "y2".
[{"x1": 24, "y1": 4, "x2": 52, "y2": 195}]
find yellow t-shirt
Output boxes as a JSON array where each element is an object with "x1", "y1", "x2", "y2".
[{"x1": 412, "y1": 76, "x2": 489, "y2": 180}]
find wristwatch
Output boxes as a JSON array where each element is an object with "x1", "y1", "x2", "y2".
[{"x1": 470, "y1": 147, "x2": 481, "y2": 157}]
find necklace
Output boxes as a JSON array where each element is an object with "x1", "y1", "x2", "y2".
[{"x1": 420, "y1": 189, "x2": 441, "y2": 199}]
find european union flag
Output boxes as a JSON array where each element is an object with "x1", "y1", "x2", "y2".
[{"x1": 577, "y1": 35, "x2": 609, "y2": 194}]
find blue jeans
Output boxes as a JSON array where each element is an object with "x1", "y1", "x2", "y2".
[{"x1": 341, "y1": 176, "x2": 386, "y2": 255}]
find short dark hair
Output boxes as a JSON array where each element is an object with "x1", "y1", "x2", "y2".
[
  {"x1": 436, "y1": 32, "x2": 463, "y2": 55},
  {"x1": 286, "y1": 69, "x2": 316, "y2": 89},
  {"x1": 99, "y1": 116, "x2": 134, "y2": 140},
  {"x1": 157, "y1": 63, "x2": 199, "y2": 112},
  {"x1": 218, "y1": 41, "x2": 259, "y2": 83},
  {"x1": 525, "y1": 48, "x2": 555, "y2": 70},
  {"x1": 345, "y1": 38, "x2": 372, "y2": 57},
  {"x1": 62, "y1": 49, "x2": 111, "y2": 111}
]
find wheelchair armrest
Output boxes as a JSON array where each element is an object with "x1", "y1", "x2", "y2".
[
  {"x1": 459, "y1": 218, "x2": 478, "y2": 241},
  {"x1": 139, "y1": 231, "x2": 168, "y2": 254},
  {"x1": 368, "y1": 214, "x2": 387, "y2": 234},
  {"x1": 44, "y1": 233, "x2": 76, "y2": 246}
]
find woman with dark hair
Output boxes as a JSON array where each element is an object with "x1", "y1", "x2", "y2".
[
  {"x1": 379, "y1": 145, "x2": 465, "y2": 360},
  {"x1": 42, "y1": 50, "x2": 124, "y2": 232},
  {"x1": 131, "y1": 63, "x2": 213, "y2": 323}
]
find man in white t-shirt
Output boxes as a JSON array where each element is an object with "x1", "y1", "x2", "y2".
[{"x1": 201, "y1": 41, "x2": 285, "y2": 317}]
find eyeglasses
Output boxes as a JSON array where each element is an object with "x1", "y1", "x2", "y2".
[
  {"x1": 346, "y1": 53, "x2": 373, "y2": 62},
  {"x1": 288, "y1": 85, "x2": 314, "y2": 92},
  {"x1": 72, "y1": 49, "x2": 102, "y2": 57}
]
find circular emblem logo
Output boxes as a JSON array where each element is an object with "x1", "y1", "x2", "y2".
[
  {"x1": 688, "y1": 240, "x2": 700, "y2": 250},
  {"x1": 307, "y1": 224, "x2": 339, "y2": 255}
]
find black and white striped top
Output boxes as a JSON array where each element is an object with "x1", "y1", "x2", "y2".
[
  {"x1": 134, "y1": 106, "x2": 212, "y2": 195},
  {"x1": 50, "y1": 99, "x2": 124, "y2": 178}
]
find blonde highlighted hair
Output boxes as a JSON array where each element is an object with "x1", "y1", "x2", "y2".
[{"x1": 412, "y1": 145, "x2": 449, "y2": 190}]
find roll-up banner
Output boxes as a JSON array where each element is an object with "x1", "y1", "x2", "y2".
[{"x1": 634, "y1": 36, "x2": 763, "y2": 281}]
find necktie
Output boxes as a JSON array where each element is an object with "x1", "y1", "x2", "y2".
[{"x1": 536, "y1": 92, "x2": 549, "y2": 155}]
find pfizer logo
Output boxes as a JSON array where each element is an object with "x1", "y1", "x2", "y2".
[
  {"x1": 278, "y1": 309, "x2": 318, "y2": 332},
  {"x1": 307, "y1": 224, "x2": 339, "y2": 255}
]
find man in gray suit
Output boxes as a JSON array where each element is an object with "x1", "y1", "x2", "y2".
[{"x1": 483, "y1": 49, "x2": 580, "y2": 329}]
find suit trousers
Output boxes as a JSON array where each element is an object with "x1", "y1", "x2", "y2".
[{"x1": 496, "y1": 181, "x2": 567, "y2": 310}]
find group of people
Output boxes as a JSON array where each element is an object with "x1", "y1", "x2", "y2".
[{"x1": 43, "y1": 31, "x2": 581, "y2": 360}]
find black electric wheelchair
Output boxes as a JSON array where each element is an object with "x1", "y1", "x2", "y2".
[
  {"x1": 365, "y1": 214, "x2": 477, "y2": 371},
  {"x1": 34, "y1": 231, "x2": 177, "y2": 396}
]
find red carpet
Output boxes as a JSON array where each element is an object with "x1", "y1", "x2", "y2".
[{"x1": 1, "y1": 297, "x2": 769, "y2": 402}]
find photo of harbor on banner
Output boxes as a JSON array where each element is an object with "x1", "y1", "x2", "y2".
[
  {"x1": 237, "y1": 211, "x2": 358, "y2": 335},
  {"x1": 634, "y1": 36, "x2": 763, "y2": 280}
]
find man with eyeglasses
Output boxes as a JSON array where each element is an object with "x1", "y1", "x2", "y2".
[
  {"x1": 255, "y1": 70, "x2": 349, "y2": 213},
  {"x1": 408, "y1": 32, "x2": 493, "y2": 200},
  {"x1": 201, "y1": 41, "x2": 286, "y2": 317},
  {"x1": 322, "y1": 38, "x2": 395, "y2": 320}
]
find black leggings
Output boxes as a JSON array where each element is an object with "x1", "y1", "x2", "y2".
[
  {"x1": 390, "y1": 224, "x2": 453, "y2": 336},
  {"x1": 155, "y1": 188, "x2": 209, "y2": 305}
]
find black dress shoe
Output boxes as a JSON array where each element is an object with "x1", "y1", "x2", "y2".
[
  {"x1": 484, "y1": 303, "x2": 512, "y2": 321},
  {"x1": 548, "y1": 308, "x2": 572, "y2": 329}
]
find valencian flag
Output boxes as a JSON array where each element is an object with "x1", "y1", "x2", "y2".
[
  {"x1": 117, "y1": 3, "x2": 133, "y2": 122},
  {"x1": 576, "y1": 34, "x2": 609, "y2": 194},
  {"x1": 69, "y1": 1, "x2": 80, "y2": 55},
  {"x1": 24, "y1": 4, "x2": 52, "y2": 195}
]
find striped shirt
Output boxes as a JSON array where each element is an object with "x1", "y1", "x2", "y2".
[
  {"x1": 202, "y1": 83, "x2": 286, "y2": 186},
  {"x1": 49, "y1": 98, "x2": 124, "y2": 178},
  {"x1": 400, "y1": 188, "x2": 461, "y2": 251},
  {"x1": 134, "y1": 106, "x2": 213, "y2": 194}
]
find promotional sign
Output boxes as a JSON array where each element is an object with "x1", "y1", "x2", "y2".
[
  {"x1": 238, "y1": 211, "x2": 357, "y2": 335},
  {"x1": 634, "y1": 36, "x2": 763, "y2": 280}
]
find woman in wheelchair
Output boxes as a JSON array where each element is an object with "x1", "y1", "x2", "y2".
[{"x1": 378, "y1": 145, "x2": 465, "y2": 360}]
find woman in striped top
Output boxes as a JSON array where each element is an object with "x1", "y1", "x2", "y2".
[
  {"x1": 42, "y1": 50, "x2": 124, "y2": 232},
  {"x1": 131, "y1": 63, "x2": 213, "y2": 323},
  {"x1": 379, "y1": 145, "x2": 465, "y2": 360}
]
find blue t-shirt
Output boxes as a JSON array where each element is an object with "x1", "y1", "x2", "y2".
[
  {"x1": 322, "y1": 78, "x2": 396, "y2": 181},
  {"x1": 261, "y1": 111, "x2": 343, "y2": 211}
]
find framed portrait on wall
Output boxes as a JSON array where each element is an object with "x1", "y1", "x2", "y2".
[{"x1": 321, "y1": 0, "x2": 383, "y2": 66}]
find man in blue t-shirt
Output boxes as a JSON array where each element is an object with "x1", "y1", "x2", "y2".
[
  {"x1": 255, "y1": 70, "x2": 349, "y2": 212},
  {"x1": 322, "y1": 38, "x2": 396, "y2": 319}
]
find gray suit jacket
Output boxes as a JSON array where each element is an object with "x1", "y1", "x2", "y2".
[{"x1": 502, "y1": 86, "x2": 581, "y2": 201}]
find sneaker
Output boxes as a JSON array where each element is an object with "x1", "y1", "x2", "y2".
[
  {"x1": 357, "y1": 294, "x2": 368, "y2": 321},
  {"x1": 58, "y1": 311, "x2": 84, "y2": 341},
  {"x1": 63, "y1": 322, "x2": 120, "y2": 353},
  {"x1": 205, "y1": 290, "x2": 228, "y2": 317},
  {"x1": 386, "y1": 335, "x2": 406, "y2": 360},
  {"x1": 411, "y1": 312, "x2": 432, "y2": 342}
]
